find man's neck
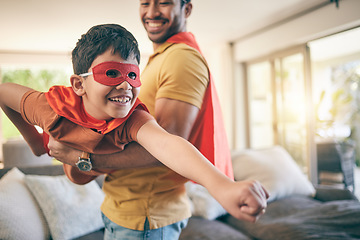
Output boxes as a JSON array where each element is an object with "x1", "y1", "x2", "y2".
[
  {"x1": 152, "y1": 31, "x2": 187, "y2": 51},
  {"x1": 153, "y1": 42, "x2": 163, "y2": 51}
]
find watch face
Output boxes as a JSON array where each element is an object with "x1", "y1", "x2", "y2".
[{"x1": 77, "y1": 161, "x2": 91, "y2": 171}]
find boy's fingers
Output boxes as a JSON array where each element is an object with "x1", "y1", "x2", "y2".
[
  {"x1": 239, "y1": 181, "x2": 268, "y2": 217},
  {"x1": 232, "y1": 206, "x2": 265, "y2": 223},
  {"x1": 251, "y1": 180, "x2": 269, "y2": 200}
]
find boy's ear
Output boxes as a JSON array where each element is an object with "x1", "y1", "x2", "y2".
[{"x1": 70, "y1": 74, "x2": 86, "y2": 96}]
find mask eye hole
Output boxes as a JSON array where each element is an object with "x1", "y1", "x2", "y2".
[
  {"x1": 106, "y1": 69, "x2": 121, "y2": 78},
  {"x1": 128, "y1": 72, "x2": 137, "y2": 80}
]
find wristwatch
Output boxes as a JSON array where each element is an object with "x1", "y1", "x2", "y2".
[{"x1": 76, "y1": 151, "x2": 92, "y2": 172}]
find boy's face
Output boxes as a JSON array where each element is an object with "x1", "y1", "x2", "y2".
[
  {"x1": 79, "y1": 48, "x2": 140, "y2": 121},
  {"x1": 139, "y1": 0, "x2": 189, "y2": 44}
]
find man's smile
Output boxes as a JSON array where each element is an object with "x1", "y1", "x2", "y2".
[
  {"x1": 145, "y1": 19, "x2": 167, "y2": 32},
  {"x1": 148, "y1": 22, "x2": 163, "y2": 28}
]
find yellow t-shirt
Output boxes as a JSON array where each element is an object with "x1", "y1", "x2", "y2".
[
  {"x1": 101, "y1": 42, "x2": 209, "y2": 230},
  {"x1": 139, "y1": 42, "x2": 209, "y2": 114}
]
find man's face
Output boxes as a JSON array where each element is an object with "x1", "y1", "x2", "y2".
[{"x1": 139, "y1": 0, "x2": 189, "y2": 44}]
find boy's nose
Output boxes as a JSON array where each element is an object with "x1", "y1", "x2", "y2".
[{"x1": 115, "y1": 81, "x2": 132, "y2": 90}]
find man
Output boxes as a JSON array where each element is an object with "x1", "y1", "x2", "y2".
[{"x1": 48, "y1": 0, "x2": 268, "y2": 238}]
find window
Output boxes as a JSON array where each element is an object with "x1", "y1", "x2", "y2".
[
  {"x1": 309, "y1": 27, "x2": 360, "y2": 166},
  {"x1": 0, "y1": 64, "x2": 71, "y2": 162},
  {"x1": 247, "y1": 61, "x2": 274, "y2": 149},
  {"x1": 244, "y1": 27, "x2": 360, "y2": 184},
  {"x1": 246, "y1": 46, "x2": 312, "y2": 175}
]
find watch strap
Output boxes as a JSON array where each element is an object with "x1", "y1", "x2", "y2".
[{"x1": 80, "y1": 151, "x2": 90, "y2": 160}]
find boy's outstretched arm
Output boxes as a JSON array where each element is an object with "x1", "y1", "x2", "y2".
[
  {"x1": 0, "y1": 83, "x2": 47, "y2": 156},
  {"x1": 137, "y1": 119, "x2": 269, "y2": 222},
  {"x1": 47, "y1": 98, "x2": 199, "y2": 169}
]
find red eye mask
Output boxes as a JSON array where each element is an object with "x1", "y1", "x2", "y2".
[{"x1": 80, "y1": 61, "x2": 141, "y2": 87}]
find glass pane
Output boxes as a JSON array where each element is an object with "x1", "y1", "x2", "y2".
[
  {"x1": 247, "y1": 62, "x2": 274, "y2": 148},
  {"x1": 309, "y1": 27, "x2": 360, "y2": 167},
  {"x1": 275, "y1": 53, "x2": 308, "y2": 171}
]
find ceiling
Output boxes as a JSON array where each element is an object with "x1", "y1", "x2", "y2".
[{"x1": 0, "y1": 0, "x2": 329, "y2": 56}]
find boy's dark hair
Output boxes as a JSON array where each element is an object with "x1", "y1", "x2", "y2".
[{"x1": 72, "y1": 24, "x2": 140, "y2": 75}]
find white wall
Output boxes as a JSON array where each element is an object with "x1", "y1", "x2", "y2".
[
  {"x1": 233, "y1": 0, "x2": 360, "y2": 62},
  {"x1": 0, "y1": 51, "x2": 71, "y2": 68}
]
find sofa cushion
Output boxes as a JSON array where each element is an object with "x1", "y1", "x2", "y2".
[
  {"x1": 232, "y1": 146, "x2": 315, "y2": 202},
  {"x1": 223, "y1": 196, "x2": 360, "y2": 239},
  {"x1": 25, "y1": 174, "x2": 104, "y2": 240},
  {"x1": 179, "y1": 217, "x2": 251, "y2": 240},
  {"x1": 0, "y1": 168, "x2": 50, "y2": 240}
]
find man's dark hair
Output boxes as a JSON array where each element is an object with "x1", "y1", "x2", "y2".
[
  {"x1": 181, "y1": 0, "x2": 191, "y2": 7},
  {"x1": 72, "y1": 24, "x2": 140, "y2": 75}
]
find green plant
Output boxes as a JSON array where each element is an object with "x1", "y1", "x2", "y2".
[
  {"x1": 2, "y1": 69, "x2": 68, "y2": 91},
  {"x1": 1, "y1": 68, "x2": 68, "y2": 139},
  {"x1": 315, "y1": 61, "x2": 360, "y2": 166}
]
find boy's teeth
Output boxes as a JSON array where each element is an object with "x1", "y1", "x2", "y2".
[{"x1": 110, "y1": 97, "x2": 130, "y2": 103}]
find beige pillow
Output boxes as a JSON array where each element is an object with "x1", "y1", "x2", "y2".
[
  {"x1": 232, "y1": 146, "x2": 315, "y2": 202},
  {"x1": 0, "y1": 168, "x2": 50, "y2": 240},
  {"x1": 25, "y1": 174, "x2": 104, "y2": 240}
]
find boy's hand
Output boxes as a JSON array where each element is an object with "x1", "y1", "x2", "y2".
[{"x1": 218, "y1": 180, "x2": 269, "y2": 223}]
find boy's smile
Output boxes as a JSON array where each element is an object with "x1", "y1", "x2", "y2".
[
  {"x1": 109, "y1": 95, "x2": 131, "y2": 104},
  {"x1": 77, "y1": 48, "x2": 140, "y2": 121}
]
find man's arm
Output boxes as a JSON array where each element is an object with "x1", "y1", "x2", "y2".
[
  {"x1": 0, "y1": 83, "x2": 47, "y2": 156},
  {"x1": 48, "y1": 98, "x2": 200, "y2": 169}
]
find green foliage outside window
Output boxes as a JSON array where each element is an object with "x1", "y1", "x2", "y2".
[
  {"x1": 2, "y1": 69, "x2": 68, "y2": 91},
  {"x1": 315, "y1": 61, "x2": 360, "y2": 166},
  {"x1": 1, "y1": 69, "x2": 68, "y2": 139}
]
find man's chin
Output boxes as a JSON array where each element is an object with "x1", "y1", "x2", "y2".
[{"x1": 146, "y1": 31, "x2": 169, "y2": 43}]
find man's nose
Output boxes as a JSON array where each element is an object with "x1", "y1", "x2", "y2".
[
  {"x1": 147, "y1": 2, "x2": 161, "y2": 18},
  {"x1": 116, "y1": 81, "x2": 132, "y2": 90}
]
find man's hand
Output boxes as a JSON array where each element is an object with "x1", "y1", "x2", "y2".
[
  {"x1": 47, "y1": 136, "x2": 163, "y2": 169},
  {"x1": 47, "y1": 136, "x2": 80, "y2": 166},
  {"x1": 217, "y1": 180, "x2": 269, "y2": 223}
]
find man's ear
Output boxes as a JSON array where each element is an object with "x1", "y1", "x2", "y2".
[
  {"x1": 70, "y1": 74, "x2": 86, "y2": 96},
  {"x1": 184, "y1": 2, "x2": 192, "y2": 18}
]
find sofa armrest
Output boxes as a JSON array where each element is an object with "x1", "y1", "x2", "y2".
[{"x1": 314, "y1": 185, "x2": 358, "y2": 202}]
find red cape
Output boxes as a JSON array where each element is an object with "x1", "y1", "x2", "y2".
[
  {"x1": 45, "y1": 86, "x2": 147, "y2": 134},
  {"x1": 42, "y1": 86, "x2": 147, "y2": 152},
  {"x1": 167, "y1": 32, "x2": 234, "y2": 180}
]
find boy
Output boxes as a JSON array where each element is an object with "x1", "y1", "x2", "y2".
[{"x1": 0, "y1": 24, "x2": 268, "y2": 239}]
